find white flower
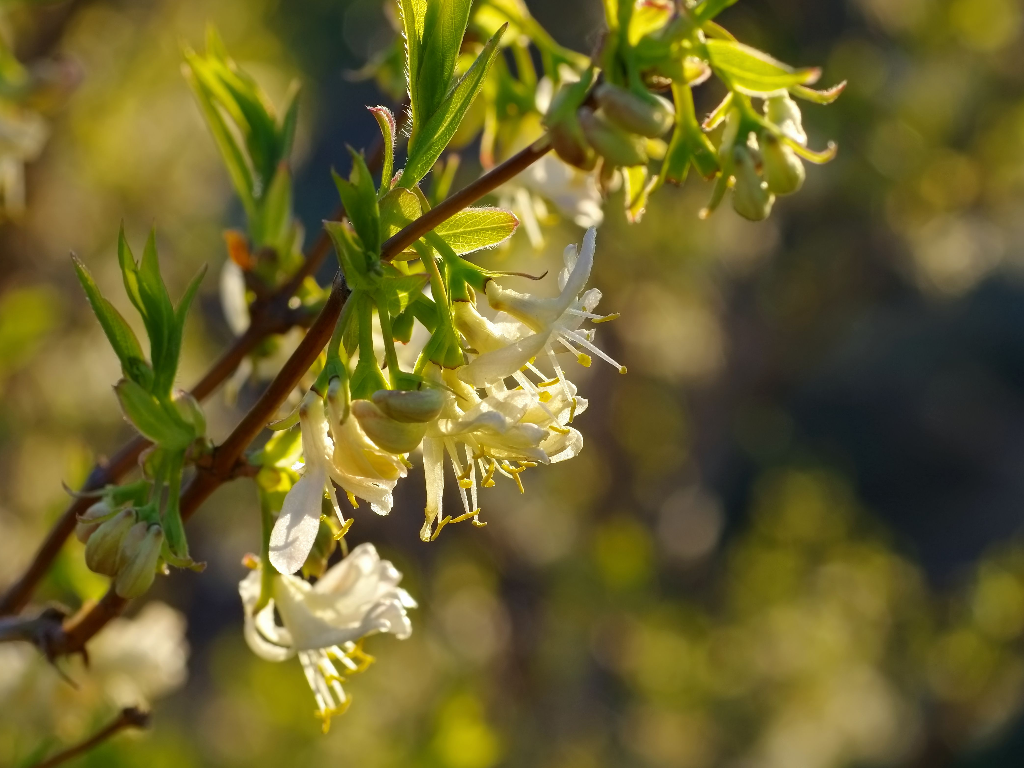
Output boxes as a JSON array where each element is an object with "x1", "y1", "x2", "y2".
[
  {"x1": 419, "y1": 364, "x2": 585, "y2": 541},
  {"x1": 239, "y1": 543, "x2": 415, "y2": 730},
  {"x1": 269, "y1": 388, "x2": 406, "y2": 575},
  {"x1": 458, "y1": 227, "x2": 625, "y2": 392}
]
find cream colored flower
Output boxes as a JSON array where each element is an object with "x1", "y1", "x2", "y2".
[
  {"x1": 419, "y1": 364, "x2": 584, "y2": 541},
  {"x1": 240, "y1": 543, "x2": 415, "y2": 730},
  {"x1": 269, "y1": 388, "x2": 406, "y2": 575},
  {"x1": 458, "y1": 227, "x2": 624, "y2": 392}
]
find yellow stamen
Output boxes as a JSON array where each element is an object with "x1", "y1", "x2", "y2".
[
  {"x1": 538, "y1": 391, "x2": 552, "y2": 402},
  {"x1": 346, "y1": 491, "x2": 359, "y2": 508},
  {"x1": 569, "y1": 397, "x2": 578, "y2": 424},
  {"x1": 333, "y1": 518, "x2": 354, "y2": 540},
  {"x1": 549, "y1": 424, "x2": 571, "y2": 435},
  {"x1": 481, "y1": 459, "x2": 498, "y2": 488},
  {"x1": 537, "y1": 377, "x2": 561, "y2": 387},
  {"x1": 592, "y1": 313, "x2": 620, "y2": 324},
  {"x1": 315, "y1": 699, "x2": 352, "y2": 734},
  {"x1": 577, "y1": 353, "x2": 592, "y2": 367}
]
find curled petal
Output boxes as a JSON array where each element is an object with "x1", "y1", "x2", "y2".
[{"x1": 269, "y1": 468, "x2": 326, "y2": 575}]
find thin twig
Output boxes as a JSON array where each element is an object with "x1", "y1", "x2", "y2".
[
  {"x1": 24, "y1": 134, "x2": 555, "y2": 658},
  {"x1": 0, "y1": 130, "x2": 395, "y2": 617},
  {"x1": 30, "y1": 707, "x2": 151, "y2": 768}
]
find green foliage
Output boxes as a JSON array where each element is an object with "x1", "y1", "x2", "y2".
[
  {"x1": 704, "y1": 39, "x2": 821, "y2": 96},
  {"x1": 400, "y1": 19, "x2": 507, "y2": 188},
  {"x1": 332, "y1": 148, "x2": 381, "y2": 257},
  {"x1": 368, "y1": 105, "x2": 397, "y2": 197},
  {"x1": 182, "y1": 27, "x2": 300, "y2": 255},
  {"x1": 114, "y1": 380, "x2": 194, "y2": 450},
  {"x1": 433, "y1": 207, "x2": 519, "y2": 255}
]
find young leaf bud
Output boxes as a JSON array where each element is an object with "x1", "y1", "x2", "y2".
[
  {"x1": 85, "y1": 508, "x2": 136, "y2": 577},
  {"x1": 371, "y1": 388, "x2": 444, "y2": 423},
  {"x1": 595, "y1": 83, "x2": 675, "y2": 138},
  {"x1": 351, "y1": 399, "x2": 428, "y2": 453},
  {"x1": 578, "y1": 107, "x2": 649, "y2": 168},
  {"x1": 765, "y1": 93, "x2": 807, "y2": 146},
  {"x1": 173, "y1": 390, "x2": 206, "y2": 437},
  {"x1": 114, "y1": 522, "x2": 164, "y2": 598},
  {"x1": 549, "y1": 119, "x2": 597, "y2": 171},
  {"x1": 76, "y1": 500, "x2": 113, "y2": 544},
  {"x1": 731, "y1": 147, "x2": 775, "y2": 222},
  {"x1": 761, "y1": 134, "x2": 806, "y2": 195}
]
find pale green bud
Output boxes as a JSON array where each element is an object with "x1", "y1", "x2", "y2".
[
  {"x1": 731, "y1": 147, "x2": 774, "y2": 222},
  {"x1": 761, "y1": 134, "x2": 805, "y2": 195},
  {"x1": 371, "y1": 388, "x2": 444, "y2": 424},
  {"x1": 173, "y1": 390, "x2": 206, "y2": 437},
  {"x1": 302, "y1": 514, "x2": 337, "y2": 580},
  {"x1": 85, "y1": 508, "x2": 136, "y2": 577},
  {"x1": 76, "y1": 500, "x2": 113, "y2": 544},
  {"x1": 549, "y1": 119, "x2": 597, "y2": 171},
  {"x1": 578, "y1": 107, "x2": 649, "y2": 168},
  {"x1": 595, "y1": 83, "x2": 675, "y2": 138},
  {"x1": 765, "y1": 93, "x2": 807, "y2": 146},
  {"x1": 351, "y1": 399, "x2": 427, "y2": 453},
  {"x1": 114, "y1": 522, "x2": 164, "y2": 598}
]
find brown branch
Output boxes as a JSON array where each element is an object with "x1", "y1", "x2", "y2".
[
  {"x1": 0, "y1": 132, "x2": 395, "y2": 617},
  {"x1": 27, "y1": 134, "x2": 555, "y2": 658},
  {"x1": 30, "y1": 706, "x2": 150, "y2": 768}
]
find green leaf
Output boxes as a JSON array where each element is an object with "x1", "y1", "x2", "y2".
[
  {"x1": 693, "y1": 0, "x2": 739, "y2": 23},
  {"x1": 383, "y1": 272, "x2": 430, "y2": 317},
  {"x1": 182, "y1": 52, "x2": 257, "y2": 221},
  {"x1": 255, "y1": 162, "x2": 293, "y2": 251},
  {"x1": 706, "y1": 39, "x2": 820, "y2": 96},
  {"x1": 167, "y1": 264, "x2": 207, "y2": 394},
  {"x1": 368, "y1": 106, "x2": 397, "y2": 197},
  {"x1": 115, "y1": 379, "x2": 194, "y2": 449},
  {"x1": 138, "y1": 231, "x2": 177, "y2": 397},
  {"x1": 72, "y1": 255, "x2": 153, "y2": 389},
  {"x1": 418, "y1": 0, "x2": 473, "y2": 122},
  {"x1": 790, "y1": 81, "x2": 846, "y2": 105},
  {"x1": 402, "y1": 23, "x2": 507, "y2": 188},
  {"x1": 400, "y1": 0, "x2": 474, "y2": 147},
  {"x1": 333, "y1": 147, "x2": 381, "y2": 256},
  {"x1": 433, "y1": 207, "x2": 519, "y2": 254},
  {"x1": 399, "y1": 0, "x2": 427, "y2": 131},
  {"x1": 379, "y1": 187, "x2": 424, "y2": 256}
]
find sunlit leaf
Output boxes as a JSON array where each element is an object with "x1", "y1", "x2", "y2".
[
  {"x1": 706, "y1": 39, "x2": 820, "y2": 95},
  {"x1": 433, "y1": 207, "x2": 519, "y2": 254}
]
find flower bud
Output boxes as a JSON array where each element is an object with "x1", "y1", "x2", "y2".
[
  {"x1": 731, "y1": 147, "x2": 774, "y2": 222},
  {"x1": 595, "y1": 83, "x2": 675, "y2": 138},
  {"x1": 173, "y1": 390, "x2": 206, "y2": 437},
  {"x1": 85, "y1": 508, "x2": 136, "y2": 577},
  {"x1": 371, "y1": 389, "x2": 444, "y2": 424},
  {"x1": 351, "y1": 400, "x2": 428, "y2": 453},
  {"x1": 578, "y1": 107, "x2": 648, "y2": 168},
  {"x1": 114, "y1": 522, "x2": 164, "y2": 599},
  {"x1": 765, "y1": 93, "x2": 806, "y2": 146},
  {"x1": 761, "y1": 134, "x2": 805, "y2": 195},
  {"x1": 549, "y1": 119, "x2": 597, "y2": 171},
  {"x1": 76, "y1": 500, "x2": 113, "y2": 544}
]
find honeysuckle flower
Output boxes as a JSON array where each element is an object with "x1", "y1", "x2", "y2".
[
  {"x1": 239, "y1": 543, "x2": 415, "y2": 730},
  {"x1": 458, "y1": 227, "x2": 625, "y2": 393},
  {"x1": 419, "y1": 364, "x2": 583, "y2": 541},
  {"x1": 269, "y1": 388, "x2": 405, "y2": 575}
]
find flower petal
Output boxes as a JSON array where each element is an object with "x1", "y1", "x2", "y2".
[{"x1": 269, "y1": 468, "x2": 326, "y2": 575}]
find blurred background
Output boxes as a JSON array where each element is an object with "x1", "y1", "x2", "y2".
[{"x1": 3, "y1": 0, "x2": 1024, "y2": 766}]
